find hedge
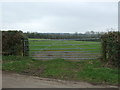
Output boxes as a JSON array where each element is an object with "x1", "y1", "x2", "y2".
[
  {"x1": 2, "y1": 30, "x2": 29, "y2": 56},
  {"x1": 101, "y1": 31, "x2": 120, "y2": 67}
]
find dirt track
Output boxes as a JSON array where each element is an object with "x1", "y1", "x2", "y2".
[{"x1": 2, "y1": 71, "x2": 118, "y2": 88}]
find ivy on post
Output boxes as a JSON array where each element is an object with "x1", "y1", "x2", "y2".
[{"x1": 23, "y1": 38, "x2": 29, "y2": 56}]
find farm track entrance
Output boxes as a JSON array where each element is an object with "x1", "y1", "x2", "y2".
[{"x1": 26, "y1": 39, "x2": 101, "y2": 61}]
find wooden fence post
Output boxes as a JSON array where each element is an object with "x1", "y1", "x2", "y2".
[{"x1": 23, "y1": 38, "x2": 29, "y2": 56}]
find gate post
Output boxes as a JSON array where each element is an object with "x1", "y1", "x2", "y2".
[{"x1": 23, "y1": 38, "x2": 29, "y2": 56}]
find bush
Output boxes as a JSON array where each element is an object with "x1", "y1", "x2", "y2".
[
  {"x1": 101, "y1": 31, "x2": 120, "y2": 67},
  {"x1": 2, "y1": 30, "x2": 29, "y2": 56}
]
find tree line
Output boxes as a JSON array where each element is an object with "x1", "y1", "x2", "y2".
[{"x1": 24, "y1": 31, "x2": 105, "y2": 41}]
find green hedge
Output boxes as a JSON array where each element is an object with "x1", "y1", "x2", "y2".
[
  {"x1": 2, "y1": 30, "x2": 29, "y2": 56},
  {"x1": 101, "y1": 31, "x2": 120, "y2": 67}
]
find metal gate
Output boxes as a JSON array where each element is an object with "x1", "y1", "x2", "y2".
[{"x1": 27, "y1": 39, "x2": 101, "y2": 61}]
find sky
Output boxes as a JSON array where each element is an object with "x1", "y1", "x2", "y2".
[{"x1": 0, "y1": 1, "x2": 118, "y2": 33}]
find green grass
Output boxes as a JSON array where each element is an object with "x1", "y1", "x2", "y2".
[
  {"x1": 28, "y1": 38, "x2": 50, "y2": 40},
  {"x1": 29, "y1": 39, "x2": 101, "y2": 51},
  {"x1": 2, "y1": 55, "x2": 119, "y2": 85}
]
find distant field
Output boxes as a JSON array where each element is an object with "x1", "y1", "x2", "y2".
[
  {"x1": 29, "y1": 38, "x2": 101, "y2": 51},
  {"x1": 28, "y1": 38, "x2": 101, "y2": 60},
  {"x1": 29, "y1": 38, "x2": 50, "y2": 40}
]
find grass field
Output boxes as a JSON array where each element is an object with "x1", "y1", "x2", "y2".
[
  {"x1": 2, "y1": 39, "x2": 119, "y2": 85},
  {"x1": 2, "y1": 56, "x2": 119, "y2": 85},
  {"x1": 29, "y1": 38, "x2": 101, "y2": 51},
  {"x1": 28, "y1": 38, "x2": 101, "y2": 60}
]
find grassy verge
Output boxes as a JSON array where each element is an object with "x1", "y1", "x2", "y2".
[{"x1": 2, "y1": 55, "x2": 119, "y2": 85}]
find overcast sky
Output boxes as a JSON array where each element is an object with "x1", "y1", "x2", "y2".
[{"x1": 0, "y1": 2, "x2": 118, "y2": 33}]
